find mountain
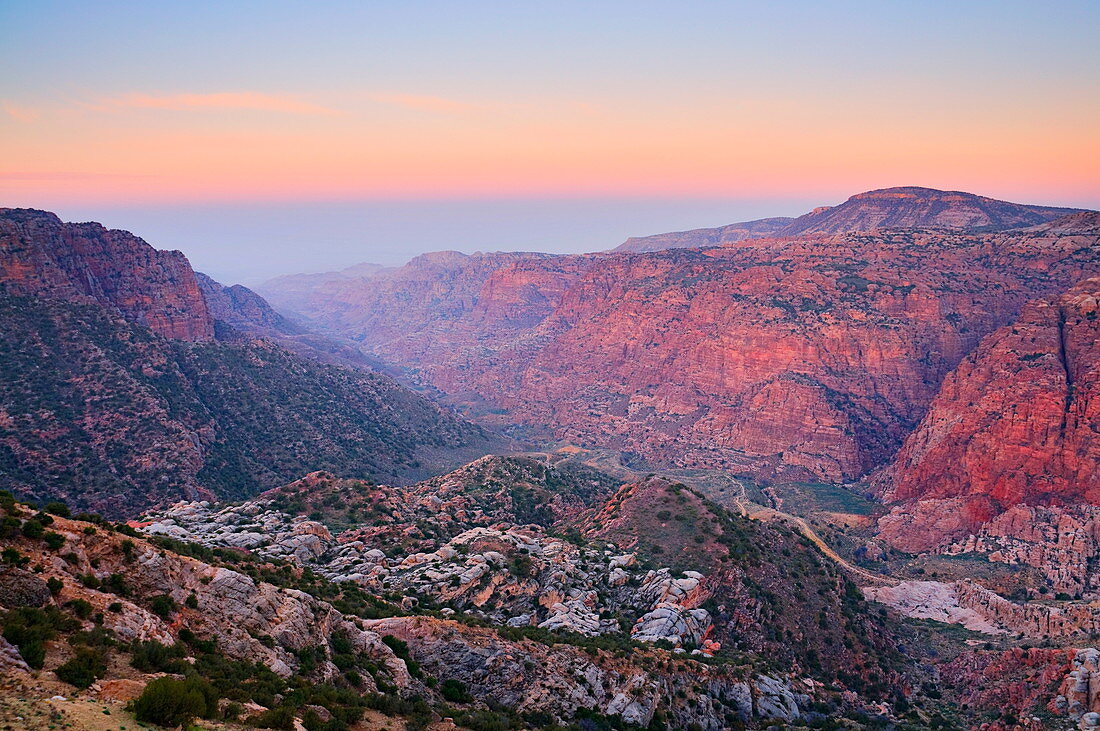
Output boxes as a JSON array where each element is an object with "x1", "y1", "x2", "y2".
[
  {"x1": 610, "y1": 187, "x2": 1090, "y2": 253},
  {"x1": 0, "y1": 209, "x2": 495, "y2": 515},
  {"x1": 136, "y1": 456, "x2": 907, "y2": 712},
  {"x1": 780, "y1": 186, "x2": 1087, "y2": 236},
  {"x1": 0, "y1": 208, "x2": 213, "y2": 340},
  {"x1": 874, "y1": 274, "x2": 1100, "y2": 595},
  {"x1": 613, "y1": 216, "x2": 793, "y2": 253},
  {"x1": 261, "y1": 208, "x2": 1100, "y2": 483}
]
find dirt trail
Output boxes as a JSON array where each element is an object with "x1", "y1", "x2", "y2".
[{"x1": 733, "y1": 498, "x2": 897, "y2": 585}]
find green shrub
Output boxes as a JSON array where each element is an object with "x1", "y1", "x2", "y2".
[
  {"x1": 55, "y1": 646, "x2": 107, "y2": 688},
  {"x1": 43, "y1": 531, "x2": 65, "y2": 550},
  {"x1": 440, "y1": 677, "x2": 472, "y2": 703},
  {"x1": 148, "y1": 594, "x2": 177, "y2": 618},
  {"x1": 104, "y1": 573, "x2": 130, "y2": 597},
  {"x1": 66, "y1": 598, "x2": 94, "y2": 620},
  {"x1": 44, "y1": 501, "x2": 71, "y2": 518},
  {"x1": 1, "y1": 606, "x2": 77, "y2": 669},
  {"x1": 21, "y1": 520, "x2": 44, "y2": 539},
  {"x1": 250, "y1": 705, "x2": 296, "y2": 729},
  {"x1": 132, "y1": 675, "x2": 218, "y2": 728},
  {"x1": 130, "y1": 639, "x2": 187, "y2": 673}
]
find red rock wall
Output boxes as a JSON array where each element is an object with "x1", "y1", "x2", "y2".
[
  {"x1": 877, "y1": 278, "x2": 1100, "y2": 549},
  {"x1": 0, "y1": 208, "x2": 213, "y2": 340}
]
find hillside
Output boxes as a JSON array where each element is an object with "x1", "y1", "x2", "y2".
[{"x1": 0, "y1": 209, "x2": 497, "y2": 516}]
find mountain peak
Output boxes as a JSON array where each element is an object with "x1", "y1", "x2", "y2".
[{"x1": 780, "y1": 186, "x2": 1089, "y2": 236}]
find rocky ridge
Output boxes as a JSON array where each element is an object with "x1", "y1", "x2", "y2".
[
  {"x1": 0, "y1": 496, "x2": 825, "y2": 728},
  {"x1": 0, "y1": 208, "x2": 213, "y2": 340}
]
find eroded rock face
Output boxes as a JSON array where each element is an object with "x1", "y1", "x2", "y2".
[
  {"x1": 0, "y1": 208, "x2": 213, "y2": 340},
  {"x1": 261, "y1": 215, "x2": 1100, "y2": 483},
  {"x1": 0, "y1": 513, "x2": 409, "y2": 687},
  {"x1": 142, "y1": 497, "x2": 717, "y2": 649},
  {"x1": 361, "y1": 615, "x2": 806, "y2": 729},
  {"x1": 876, "y1": 278, "x2": 1100, "y2": 584},
  {"x1": 939, "y1": 647, "x2": 1099, "y2": 726}
]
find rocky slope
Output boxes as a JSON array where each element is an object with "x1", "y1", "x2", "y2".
[
  {"x1": 0, "y1": 209, "x2": 497, "y2": 516},
  {"x1": 139, "y1": 458, "x2": 909, "y2": 696},
  {"x1": 263, "y1": 213, "x2": 1099, "y2": 482},
  {"x1": 875, "y1": 276, "x2": 1100, "y2": 594},
  {"x1": 0, "y1": 488, "x2": 871, "y2": 729}
]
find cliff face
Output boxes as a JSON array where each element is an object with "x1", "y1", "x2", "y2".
[
  {"x1": 875, "y1": 277, "x2": 1100, "y2": 565},
  {"x1": 265, "y1": 219, "x2": 1100, "y2": 482},
  {"x1": 0, "y1": 208, "x2": 213, "y2": 341}
]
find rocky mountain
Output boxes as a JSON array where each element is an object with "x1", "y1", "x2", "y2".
[
  {"x1": 873, "y1": 275, "x2": 1100, "y2": 595},
  {"x1": 135, "y1": 456, "x2": 912, "y2": 708},
  {"x1": 612, "y1": 187, "x2": 1089, "y2": 253},
  {"x1": 261, "y1": 211, "x2": 1100, "y2": 483},
  {"x1": 0, "y1": 209, "x2": 496, "y2": 516},
  {"x1": 0, "y1": 208, "x2": 213, "y2": 341},
  {"x1": 780, "y1": 186, "x2": 1087, "y2": 236}
]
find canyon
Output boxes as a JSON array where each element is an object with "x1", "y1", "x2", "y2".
[
  {"x1": 260, "y1": 190, "x2": 1100, "y2": 486},
  {"x1": 3, "y1": 189, "x2": 1100, "y2": 729}
]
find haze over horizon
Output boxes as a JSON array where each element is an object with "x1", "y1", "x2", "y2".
[{"x1": 3, "y1": 1, "x2": 1098, "y2": 283}]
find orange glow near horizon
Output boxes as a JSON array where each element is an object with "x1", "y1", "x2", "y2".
[{"x1": 2, "y1": 88, "x2": 1099, "y2": 207}]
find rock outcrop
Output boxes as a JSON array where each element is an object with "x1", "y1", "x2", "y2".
[{"x1": 864, "y1": 579, "x2": 1100, "y2": 638}]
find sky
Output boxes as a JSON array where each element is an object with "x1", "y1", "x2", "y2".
[{"x1": 2, "y1": 1, "x2": 1098, "y2": 283}]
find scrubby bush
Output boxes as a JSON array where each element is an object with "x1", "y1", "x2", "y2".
[
  {"x1": 43, "y1": 531, "x2": 65, "y2": 550},
  {"x1": 440, "y1": 677, "x2": 472, "y2": 703},
  {"x1": 148, "y1": 594, "x2": 176, "y2": 618},
  {"x1": 132, "y1": 675, "x2": 218, "y2": 728},
  {"x1": 21, "y1": 520, "x2": 44, "y2": 539},
  {"x1": 130, "y1": 639, "x2": 188, "y2": 673},
  {"x1": 250, "y1": 704, "x2": 296, "y2": 729},
  {"x1": 55, "y1": 646, "x2": 107, "y2": 688},
  {"x1": 1, "y1": 606, "x2": 77, "y2": 669},
  {"x1": 44, "y1": 501, "x2": 71, "y2": 518},
  {"x1": 65, "y1": 598, "x2": 94, "y2": 620}
]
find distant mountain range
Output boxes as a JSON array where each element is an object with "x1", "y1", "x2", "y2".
[{"x1": 612, "y1": 186, "x2": 1088, "y2": 252}]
